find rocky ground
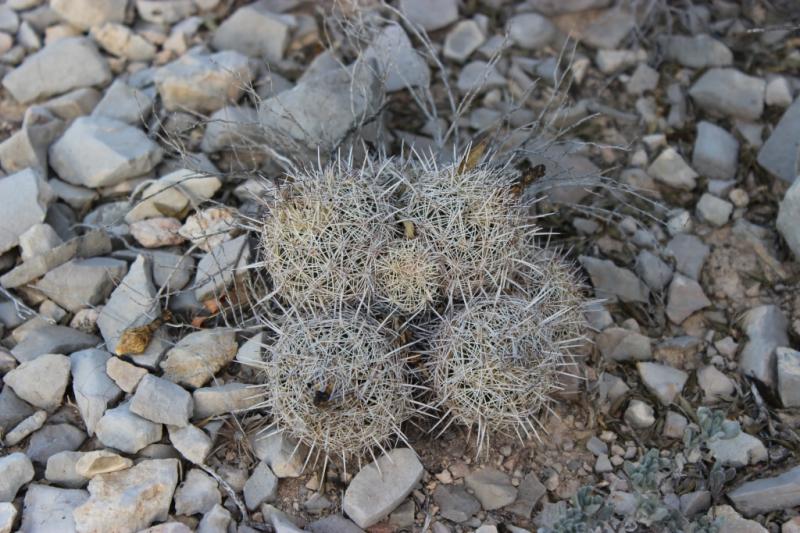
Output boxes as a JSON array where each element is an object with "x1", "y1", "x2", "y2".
[{"x1": 0, "y1": 0, "x2": 800, "y2": 532}]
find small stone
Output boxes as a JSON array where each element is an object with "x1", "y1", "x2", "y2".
[
  {"x1": 434, "y1": 485, "x2": 480, "y2": 523},
  {"x1": 160, "y1": 328, "x2": 237, "y2": 388},
  {"x1": 174, "y1": 468, "x2": 220, "y2": 516},
  {"x1": 178, "y1": 207, "x2": 236, "y2": 252},
  {"x1": 26, "y1": 423, "x2": 86, "y2": 464},
  {"x1": 251, "y1": 431, "x2": 307, "y2": 478},
  {"x1": 708, "y1": 432, "x2": 767, "y2": 468},
  {"x1": 580, "y1": 7, "x2": 635, "y2": 49},
  {"x1": 689, "y1": 68, "x2": 765, "y2": 120},
  {"x1": 624, "y1": 399, "x2": 655, "y2": 429},
  {"x1": 637, "y1": 362, "x2": 688, "y2": 405},
  {"x1": 3, "y1": 410, "x2": 47, "y2": 446},
  {"x1": 765, "y1": 77, "x2": 793, "y2": 108},
  {"x1": 192, "y1": 382, "x2": 262, "y2": 419},
  {"x1": 0, "y1": 168, "x2": 53, "y2": 254},
  {"x1": 0, "y1": 502, "x2": 16, "y2": 533},
  {"x1": 74, "y1": 450, "x2": 132, "y2": 478},
  {"x1": 635, "y1": 250, "x2": 673, "y2": 291},
  {"x1": 193, "y1": 235, "x2": 250, "y2": 302},
  {"x1": 464, "y1": 467, "x2": 518, "y2": 511},
  {"x1": 0, "y1": 387, "x2": 34, "y2": 439},
  {"x1": 130, "y1": 217, "x2": 185, "y2": 248},
  {"x1": 167, "y1": 424, "x2": 212, "y2": 464},
  {"x1": 758, "y1": 97, "x2": 800, "y2": 184},
  {"x1": 131, "y1": 374, "x2": 193, "y2": 427},
  {"x1": 307, "y1": 515, "x2": 365, "y2": 533},
  {"x1": 343, "y1": 448, "x2": 424, "y2": 528},
  {"x1": 595, "y1": 48, "x2": 645, "y2": 74},
  {"x1": 711, "y1": 505, "x2": 767, "y2": 532},
  {"x1": 659, "y1": 34, "x2": 732, "y2": 68},
  {"x1": 124, "y1": 168, "x2": 221, "y2": 223},
  {"x1": 680, "y1": 490, "x2": 711, "y2": 517},
  {"x1": 457, "y1": 61, "x2": 506, "y2": 93},
  {"x1": 197, "y1": 503, "x2": 232, "y2": 533},
  {"x1": 777, "y1": 175, "x2": 800, "y2": 259},
  {"x1": 34, "y1": 257, "x2": 127, "y2": 312},
  {"x1": 663, "y1": 411, "x2": 687, "y2": 439},
  {"x1": 19, "y1": 484, "x2": 88, "y2": 532},
  {"x1": 728, "y1": 466, "x2": 800, "y2": 517},
  {"x1": 106, "y1": 357, "x2": 148, "y2": 393},
  {"x1": 92, "y1": 80, "x2": 153, "y2": 125},
  {"x1": 697, "y1": 365, "x2": 735, "y2": 403},
  {"x1": 0, "y1": 453, "x2": 34, "y2": 502},
  {"x1": 50, "y1": 0, "x2": 126, "y2": 30},
  {"x1": 596, "y1": 327, "x2": 652, "y2": 362},
  {"x1": 212, "y1": 3, "x2": 293, "y2": 62},
  {"x1": 3, "y1": 353, "x2": 70, "y2": 411},
  {"x1": 740, "y1": 305, "x2": 789, "y2": 388},
  {"x1": 200, "y1": 105, "x2": 261, "y2": 153},
  {"x1": 696, "y1": 193, "x2": 733, "y2": 227},
  {"x1": 647, "y1": 147, "x2": 698, "y2": 190},
  {"x1": 2, "y1": 37, "x2": 110, "y2": 103},
  {"x1": 666, "y1": 234, "x2": 709, "y2": 280},
  {"x1": 443, "y1": 20, "x2": 484, "y2": 62},
  {"x1": 625, "y1": 63, "x2": 659, "y2": 95},
  {"x1": 244, "y1": 462, "x2": 279, "y2": 510},
  {"x1": 0, "y1": 106, "x2": 64, "y2": 174},
  {"x1": 71, "y1": 348, "x2": 122, "y2": 435},
  {"x1": 777, "y1": 348, "x2": 800, "y2": 408},
  {"x1": 136, "y1": 0, "x2": 196, "y2": 24},
  {"x1": 666, "y1": 274, "x2": 711, "y2": 324},
  {"x1": 399, "y1": 0, "x2": 458, "y2": 31},
  {"x1": 147, "y1": 249, "x2": 195, "y2": 293},
  {"x1": 45, "y1": 451, "x2": 87, "y2": 488},
  {"x1": 693, "y1": 121, "x2": 739, "y2": 181},
  {"x1": 95, "y1": 401, "x2": 163, "y2": 454},
  {"x1": 91, "y1": 22, "x2": 157, "y2": 61},
  {"x1": 507, "y1": 13, "x2": 555, "y2": 50},
  {"x1": 18, "y1": 223, "x2": 62, "y2": 262},
  {"x1": 578, "y1": 256, "x2": 649, "y2": 303},
  {"x1": 594, "y1": 454, "x2": 613, "y2": 473},
  {"x1": 507, "y1": 472, "x2": 545, "y2": 519},
  {"x1": 73, "y1": 459, "x2": 179, "y2": 532}
]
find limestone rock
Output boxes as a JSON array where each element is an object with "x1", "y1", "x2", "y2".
[
  {"x1": 131, "y1": 374, "x2": 193, "y2": 427},
  {"x1": 71, "y1": 349, "x2": 122, "y2": 435},
  {"x1": 3, "y1": 353, "x2": 70, "y2": 411},
  {"x1": 18, "y1": 484, "x2": 88, "y2": 532},
  {"x1": 95, "y1": 402, "x2": 163, "y2": 454},
  {"x1": 212, "y1": 2, "x2": 294, "y2": 62},
  {"x1": 50, "y1": 0, "x2": 127, "y2": 30},
  {"x1": 0, "y1": 453, "x2": 34, "y2": 502},
  {"x1": 34, "y1": 258, "x2": 127, "y2": 312},
  {"x1": 0, "y1": 168, "x2": 53, "y2": 254},
  {"x1": 74, "y1": 450, "x2": 133, "y2": 478},
  {"x1": 160, "y1": 328, "x2": 237, "y2": 388}
]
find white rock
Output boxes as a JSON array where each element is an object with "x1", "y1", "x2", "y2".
[
  {"x1": 200, "y1": 105, "x2": 261, "y2": 153},
  {"x1": 192, "y1": 383, "x2": 261, "y2": 419},
  {"x1": 666, "y1": 274, "x2": 711, "y2": 324},
  {"x1": 197, "y1": 503, "x2": 232, "y2": 533},
  {"x1": 3, "y1": 353, "x2": 70, "y2": 411},
  {"x1": 212, "y1": 3, "x2": 294, "y2": 62},
  {"x1": 739, "y1": 305, "x2": 789, "y2": 388},
  {"x1": 74, "y1": 450, "x2": 133, "y2": 478},
  {"x1": 174, "y1": 468, "x2": 220, "y2": 516},
  {"x1": 92, "y1": 80, "x2": 154, "y2": 125},
  {"x1": 765, "y1": 76, "x2": 793, "y2": 108},
  {"x1": 131, "y1": 374, "x2": 193, "y2": 427},
  {"x1": 124, "y1": 168, "x2": 221, "y2": 223},
  {"x1": 659, "y1": 34, "x2": 732, "y2": 68},
  {"x1": 91, "y1": 22, "x2": 157, "y2": 61},
  {"x1": 364, "y1": 24, "x2": 429, "y2": 93},
  {"x1": 693, "y1": 121, "x2": 739, "y2": 181},
  {"x1": 727, "y1": 466, "x2": 800, "y2": 517},
  {"x1": 50, "y1": 0, "x2": 127, "y2": 30},
  {"x1": 647, "y1": 147, "x2": 698, "y2": 190},
  {"x1": 457, "y1": 61, "x2": 506, "y2": 93},
  {"x1": 73, "y1": 459, "x2": 180, "y2": 533},
  {"x1": 105, "y1": 357, "x2": 148, "y2": 393},
  {"x1": 0, "y1": 168, "x2": 53, "y2": 254},
  {"x1": 136, "y1": 0, "x2": 196, "y2": 24},
  {"x1": 696, "y1": 193, "x2": 733, "y2": 227},
  {"x1": 777, "y1": 347, "x2": 800, "y2": 408},
  {"x1": 45, "y1": 451, "x2": 88, "y2": 488},
  {"x1": 19, "y1": 484, "x2": 88, "y2": 532},
  {"x1": 578, "y1": 256, "x2": 649, "y2": 303},
  {"x1": 689, "y1": 68, "x2": 765, "y2": 120},
  {"x1": 167, "y1": 424, "x2": 212, "y2": 464},
  {"x1": 0, "y1": 502, "x2": 16, "y2": 533},
  {"x1": 70, "y1": 349, "x2": 122, "y2": 435},
  {"x1": 708, "y1": 432, "x2": 767, "y2": 468},
  {"x1": 160, "y1": 328, "x2": 237, "y2": 388},
  {"x1": 3, "y1": 410, "x2": 47, "y2": 446},
  {"x1": 34, "y1": 257, "x2": 127, "y2": 312},
  {"x1": 244, "y1": 462, "x2": 278, "y2": 510},
  {"x1": 18, "y1": 223, "x2": 62, "y2": 262},
  {"x1": 95, "y1": 401, "x2": 163, "y2": 454},
  {"x1": 777, "y1": 166, "x2": 800, "y2": 259},
  {"x1": 625, "y1": 63, "x2": 659, "y2": 95},
  {"x1": 343, "y1": 448, "x2": 424, "y2": 528},
  {"x1": 709, "y1": 505, "x2": 767, "y2": 532},
  {"x1": 443, "y1": 20, "x2": 484, "y2": 63},
  {"x1": 637, "y1": 362, "x2": 688, "y2": 405},
  {"x1": 507, "y1": 13, "x2": 555, "y2": 50},
  {"x1": 624, "y1": 399, "x2": 654, "y2": 429},
  {"x1": 758, "y1": 97, "x2": 800, "y2": 183},
  {"x1": 0, "y1": 453, "x2": 34, "y2": 502},
  {"x1": 193, "y1": 234, "x2": 250, "y2": 302},
  {"x1": 398, "y1": 0, "x2": 458, "y2": 31},
  {"x1": 0, "y1": 106, "x2": 64, "y2": 174}
]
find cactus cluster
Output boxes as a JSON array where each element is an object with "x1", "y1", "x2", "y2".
[{"x1": 251, "y1": 150, "x2": 589, "y2": 464}]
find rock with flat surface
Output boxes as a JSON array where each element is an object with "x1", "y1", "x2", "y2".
[
  {"x1": 647, "y1": 147, "x2": 698, "y2": 190},
  {"x1": 105, "y1": 357, "x2": 148, "y2": 393},
  {"x1": 73, "y1": 459, "x2": 179, "y2": 533},
  {"x1": 697, "y1": 365, "x2": 735, "y2": 403},
  {"x1": 95, "y1": 401, "x2": 163, "y2": 454},
  {"x1": 160, "y1": 328, "x2": 237, "y2": 388},
  {"x1": 18, "y1": 223, "x2": 63, "y2": 261},
  {"x1": 49, "y1": 115, "x2": 162, "y2": 188},
  {"x1": 777, "y1": 348, "x2": 800, "y2": 408},
  {"x1": 71, "y1": 349, "x2": 122, "y2": 435},
  {"x1": 0, "y1": 168, "x2": 53, "y2": 254},
  {"x1": 212, "y1": 2, "x2": 294, "y2": 62},
  {"x1": 578, "y1": 256, "x2": 649, "y2": 303},
  {"x1": 637, "y1": 362, "x2": 688, "y2": 405},
  {"x1": 433, "y1": 485, "x2": 480, "y2": 523},
  {"x1": 10, "y1": 325, "x2": 99, "y2": 363},
  {"x1": 727, "y1": 466, "x2": 800, "y2": 517},
  {"x1": 4, "y1": 410, "x2": 47, "y2": 446},
  {"x1": 596, "y1": 327, "x2": 652, "y2": 362},
  {"x1": 244, "y1": 462, "x2": 279, "y2": 510},
  {"x1": 26, "y1": 423, "x2": 86, "y2": 464},
  {"x1": 18, "y1": 484, "x2": 88, "y2": 533},
  {"x1": 464, "y1": 467, "x2": 518, "y2": 511},
  {"x1": 778, "y1": 177, "x2": 800, "y2": 259},
  {"x1": 251, "y1": 431, "x2": 307, "y2": 478},
  {"x1": 91, "y1": 22, "x2": 157, "y2": 61},
  {"x1": 343, "y1": 448, "x2": 423, "y2": 528},
  {"x1": 197, "y1": 503, "x2": 232, "y2": 533},
  {"x1": 689, "y1": 68, "x2": 765, "y2": 120},
  {"x1": 666, "y1": 274, "x2": 711, "y2": 323},
  {"x1": 200, "y1": 105, "x2": 261, "y2": 153},
  {"x1": 131, "y1": 374, "x2": 193, "y2": 427},
  {"x1": 50, "y1": 0, "x2": 127, "y2": 30},
  {"x1": 0, "y1": 387, "x2": 34, "y2": 437},
  {"x1": 758, "y1": 97, "x2": 800, "y2": 183},
  {"x1": 443, "y1": 20, "x2": 484, "y2": 63},
  {"x1": 580, "y1": 8, "x2": 635, "y2": 49},
  {"x1": 0, "y1": 106, "x2": 64, "y2": 174},
  {"x1": 192, "y1": 382, "x2": 261, "y2": 419},
  {"x1": 693, "y1": 121, "x2": 739, "y2": 181},
  {"x1": 174, "y1": 468, "x2": 220, "y2": 516},
  {"x1": 136, "y1": 0, "x2": 196, "y2": 24},
  {"x1": 74, "y1": 450, "x2": 132, "y2": 478},
  {"x1": 167, "y1": 424, "x2": 212, "y2": 464},
  {"x1": 696, "y1": 193, "x2": 733, "y2": 227},
  {"x1": 398, "y1": 0, "x2": 458, "y2": 31},
  {"x1": 507, "y1": 13, "x2": 555, "y2": 50},
  {"x1": 634, "y1": 249, "x2": 673, "y2": 290},
  {"x1": 92, "y1": 80, "x2": 154, "y2": 124},
  {"x1": 2, "y1": 37, "x2": 110, "y2": 103},
  {"x1": 708, "y1": 432, "x2": 767, "y2": 467},
  {"x1": 659, "y1": 34, "x2": 732, "y2": 68},
  {"x1": 0, "y1": 502, "x2": 16, "y2": 533},
  {"x1": 666, "y1": 234, "x2": 709, "y2": 280},
  {"x1": 363, "y1": 24, "x2": 430, "y2": 92},
  {"x1": 124, "y1": 168, "x2": 221, "y2": 223},
  {"x1": 3, "y1": 353, "x2": 70, "y2": 411},
  {"x1": 739, "y1": 305, "x2": 789, "y2": 388},
  {"x1": 0, "y1": 453, "x2": 34, "y2": 502},
  {"x1": 34, "y1": 257, "x2": 127, "y2": 312},
  {"x1": 45, "y1": 451, "x2": 88, "y2": 488},
  {"x1": 193, "y1": 234, "x2": 250, "y2": 301}
]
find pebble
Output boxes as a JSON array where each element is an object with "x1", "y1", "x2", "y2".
[
  {"x1": 200, "y1": 105, "x2": 261, "y2": 153},
  {"x1": 625, "y1": 63, "x2": 659, "y2": 95},
  {"x1": 665, "y1": 234, "x2": 709, "y2": 280},
  {"x1": 666, "y1": 273, "x2": 711, "y2": 324},
  {"x1": 73, "y1": 459, "x2": 179, "y2": 532},
  {"x1": 457, "y1": 60, "x2": 506, "y2": 93},
  {"x1": 160, "y1": 328, "x2": 237, "y2": 388},
  {"x1": 167, "y1": 424, "x2": 212, "y2": 464},
  {"x1": 212, "y1": 2, "x2": 294, "y2": 62},
  {"x1": 192, "y1": 382, "x2": 262, "y2": 419},
  {"x1": 35, "y1": 257, "x2": 127, "y2": 313},
  {"x1": 464, "y1": 467, "x2": 518, "y2": 511},
  {"x1": 136, "y1": 0, "x2": 196, "y2": 24},
  {"x1": 3, "y1": 352, "x2": 70, "y2": 411},
  {"x1": 624, "y1": 399, "x2": 655, "y2": 429},
  {"x1": 2, "y1": 37, "x2": 111, "y2": 103},
  {"x1": 0, "y1": 106, "x2": 64, "y2": 174},
  {"x1": 580, "y1": 7, "x2": 635, "y2": 49},
  {"x1": 0, "y1": 387, "x2": 35, "y2": 439},
  {"x1": 708, "y1": 431, "x2": 767, "y2": 468},
  {"x1": 594, "y1": 454, "x2": 613, "y2": 473},
  {"x1": 19, "y1": 484, "x2": 88, "y2": 532},
  {"x1": 124, "y1": 168, "x2": 221, "y2": 222},
  {"x1": 106, "y1": 357, "x2": 148, "y2": 393},
  {"x1": 74, "y1": 450, "x2": 133, "y2": 478},
  {"x1": 244, "y1": 462, "x2": 279, "y2": 510},
  {"x1": 507, "y1": 472, "x2": 546, "y2": 519},
  {"x1": 95, "y1": 401, "x2": 163, "y2": 454},
  {"x1": 696, "y1": 193, "x2": 733, "y2": 227},
  {"x1": 659, "y1": 34, "x2": 732, "y2": 68},
  {"x1": 26, "y1": 423, "x2": 86, "y2": 464},
  {"x1": 647, "y1": 147, "x2": 698, "y2": 190},
  {"x1": 777, "y1": 164, "x2": 800, "y2": 260},
  {"x1": 0, "y1": 452, "x2": 34, "y2": 502},
  {"x1": 765, "y1": 77, "x2": 793, "y2": 108},
  {"x1": 711, "y1": 505, "x2": 767, "y2": 532},
  {"x1": 634, "y1": 249, "x2": 673, "y2": 290},
  {"x1": 443, "y1": 20, "x2": 484, "y2": 62},
  {"x1": 433, "y1": 484, "x2": 480, "y2": 523},
  {"x1": 693, "y1": 121, "x2": 739, "y2": 181},
  {"x1": 178, "y1": 207, "x2": 236, "y2": 251},
  {"x1": 92, "y1": 80, "x2": 154, "y2": 125},
  {"x1": 251, "y1": 431, "x2": 306, "y2": 478},
  {"x1": 507, "y1": 13, "x2": 556, "y2": 50},
  {"x1": 727, "y1": 466, "x2": 800, "y2": 516},
  {"x1": 758, "y1": 97, "x2": 800, "y2": 183},
  {"x1": 130, "y1": 217, "x2": 186, "y2": 248},
  {"x1": 71, "y1": 348, "x2": 122, "y2": 435},
  {"x1": 595, "y1": 48, "x2": 646, "y2": 74},
  {"x1": 697, "y1": 365, "x2": 735, "y2": 403},
  {"x1": 662, "y1": 411, "x2": 688, "y2": 439},
  {"x1": 91, "y1": 22, "x2": 157, "y2": 61},
  {"x1": 197, "y1": 503, "x2": 232, "y2": 533},
  {"x1": 777, "y1": 347, "x2": 800, "y2": 408},
  {"x1": 596, "y1": 327, "x2": 652, "y2": 362},
  {"x1": 3, "y1": 410, "x2": 46, "y2": 446},
  {"x1": 147, "y1": 249, "x2": 195, "y2": 293},
  {"x1": 689, "y1": 68, "x2": 765, "y2": 120},
  {"x1": 343, "y1": 448, "x2": 424, "y2": 528},
  {"x1": 174, "y1": 468, "x2": 220, "y2": 516},
  {"x1": 50, "y1": 0, "x2": 127, "y2": 30},
  {"x1": 0, "y1": 168, "x2": 53, "y2": 254},
  {"x1": 399, "y1": 0, "x2": 458, "y2": 31},
  {"x1": 193, "y1": 234, "x2": 250, "y2": 301},
  {"x1": 739, "y1": 305, "x2": 789, "y2": 388},
  {"x1": 45, "y1": 451, "x2": 87, "y2": 488},
  {"x1": 0, "y1": 503, "x2": 15, "y2": 533},
  {"x1": 578, "y1": 256, "x2": 649, "y2": 303},
  {"x1": 637, "y1": 362, "x2": 688, "y2": 405}
]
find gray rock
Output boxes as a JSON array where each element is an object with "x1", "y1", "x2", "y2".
[
  {"x1": 307, "y1": 515, "x2": 365, "y2": 533},
  {"x1": 398, "y1": 0, "x2": 458, "y2": 31},
  {"x1": 0, "y1": 106, "x2": 64, "y2": 174},
  {"x1": 174, "y1": 468, "x2": 220, "y2": 516},
  {"x1": 634, "y1": 250, "x2": 673, "y2": 291},
  {"x1": 507, "y1": 472, "x2": 546, "y2": 519},
  {"x1": 4, "y1": 410, "x2": 47, "y2": 446},
  {"x1": 777, "y1": 347, "x2": 800, "y2": 408},
  {"x1": 167, "y1": 424, "x2": 211, "y2": 464},
  {"x1": 507, "y1": 13, "x2": 555, "y2": 50},
  {"x1": 95, "y1": 401, "x2": 163, "y2": 454},
  {"x1": 10, "y1": 325, "x2": 99, "y2": 364},
  {"x1": 693, "y1": 121, "x2": 739, "y2": 181},
  {"x1": 147, "y1": 249, "x2": 195, "y2": 292},
  {"x1": 0, "y1": 168, "x2": 53, "y2": 254},
  {"x1": 73, "y1": 459, "x2": 179, "y2": 532},
  {"x1": 343, "y1": 448, "x2": 423, "y2": 528},
  {"x1": 647, "y1": 147, "x2": 698, "y2": 190},
  {"x1": 758, "y1": 97, "x2": 800, "y2": 183},
  {"x1": 105, "y1": 357, "x2": 148, "y2": 394},
  {"x1": 90, "y1": 22, "x2": 157, "y2": 62},
  {"x1": 154, "y1": 51, "x2": 253, "y2": 114},
  {"x1": 26, "y1": 423, "x2": 86, "y2": 464},
  {"x1": 464, "y1": 467, "x2": 518, "y2": 511},
  {"x1": 580, "y1": 7, "x2": 635, "y2": 49},
  {"x1": 92, "y1": 80, "x2": 154, "y2": 124},
  {"x1": 765, "y1": 76, "x2": 793, "y2": 108},
  {"x1": 443, "y1": 20, "x2": 484, "y2": 63},
  {"x1": 680, "y1": 490, "x2": 711, "y2": 517},
  {"x1": 49, "y1": 115, "x2": 162, "y2": 188},
  {"x1": 0, "y1": 502, "x2": 16, "y2": 533},
  {"x1": 727, "y1": 466, "x2": 800, "y2": 517},
  {"x1": 626, "y1": 63, "x2": 659, "y2": 95},
  {"x1": 50, "y1": 0, "x2": 126, "y2": 30},
  {"x1": 193, "y1": 234, "x2": 250, "y2": 302},
  {"x1": 19, "y1": 484, "x2": 88, "y2": 532},
  {"x1": 433, "y1": 485, "x2": 480, "y2": 523},
  {"x1": 624, "y1": 399, "x2": 655, "y2": 428},
  {"x1": 708, "y1": 432, "x2": 767, "y2": 467},
  {"x1": 131, "y1": 374, "x2": 193, "y2": 427},
  {"x1": 739, "y1": 305, "x2": 789, "y2": 388},
  {"x1": 71, "y1": 349, "x2": 122, "y2": 435},
  {"x1": 0, "y1": 453, "x2": 34, "y2": 502},
  {"x1": 197, "y1": 503, "x2": 232, "y2": 533},
  {"x1": 697, "y1": 365, "x2": 735, "y2": 403},
  {"x1": 160, "y1": 328, "x2": 237, "y2": 388},
  {"x1": 200, "y1": 105, "x2": 261, "y2": 153},
  {"x1": 2, "y1": 37, "x2": 110, "y2": 103},
  {"x1": 45, "y1": 451, "x2": 88, "y2": 488},
  {"x1": 689, "y1": 68, "x2": 765, "y2": 120},
  {"x1": 663, "y1": 411, "x2": 688, "y2": 439},
  {"x1": 212, "y1": 3, "x2": 294, "y2": 62},
  {"x1": 244, "y1": 462, "x2": 278, "y2": 510},
  {"x1": 578, "y1": 256, "x2": 649, "y2": 303},
  {"x1": 665, "y1": 234, "x2": 709, "y2": 280},
  {"x1": 0, "y1": 387, "x2": 35, "y2": 437},
  {"x1": 666, "y1": 273, "x2": 711, "y2": 324},
  {"x1": 192, "y1": 382, "x2": 262, "y2": 419},
  {"x1": 18, "y1": 223, "x2": 63, "y2": 261},
  {"x1": 659, "y1": 34, "x2": 732, "y2": 68},
  {"x1": 637, "y1": 362, "x2": 688, "y2": 405},
  {"x1": 524, "y1": 0, "x2": 610, "y2": 14},
  {"x1": 136, "y1": 0, "x2": 196, "y2": 24},
  {"x1": 0, "y1": 6, "x2": 18, "y2": 33},
  {"x1": 696, "y1": 192, "x2": 733, "y2": 227},
  {"x1": 124, "y1": 168, "x2": 221, "y2": 223},
  {"x1": 248, "y1": 431, "x2": 304, "y2": 479},
  {"x1": 457, "y1": 60, "x2": 506, "y2": 94},
  {"x1": 3, "y1": 353, "x2": 70, "y2": 411},
  {"x1": 596, "y1": 327, "x2": 652, "y2": 362},
  {"x1": 97, "y1": 255, "x2": 161, "y2": 355},
  {"x1": 778, "y1": 176, "x2": 800, "y2": 258},
  {"x1": 41, "y1": 87, "x2": 102, "y2": 121},
  {"x1": 34, "y1": 257, "x2": 127, "y2": 312},
  {"x1": 364, "y1": 24, "x2": 430, "y2": 92}
]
